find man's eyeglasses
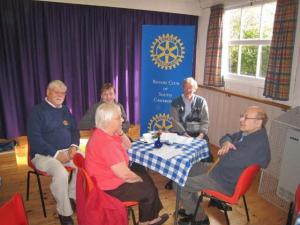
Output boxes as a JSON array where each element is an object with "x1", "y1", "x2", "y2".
[{"x1": 240, "y1": 114, "x2": 261, "y2": 120}]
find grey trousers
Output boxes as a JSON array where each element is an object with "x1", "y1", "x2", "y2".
[
  {"x1": 176, "y1": 162, "x2": 228, "y2": 221},
  {"x1": 32, "y1": 154, "x2": 77, "y2": 216}
]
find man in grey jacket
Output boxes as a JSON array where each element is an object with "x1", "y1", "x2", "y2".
[{"x1": 178, "y1": 106, "x2": 271, "y2": 225}]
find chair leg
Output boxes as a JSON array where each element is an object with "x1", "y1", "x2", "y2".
[
  {"x1": 224, "y1": 209, "x2": 230, "y2": 225},
  {"x1": 68, "y1": 170, "x2": 73, "y2": 183},
  {"x1": 286, "y1": 202, "x2": 294, "y2": 225},
  {"x1": 128, "y1": 207, "x2": 137, "y2": 225},
  {"x1": 192, "y1": 194, "x2": 203, "y2": 223},
  {"x1": 242, "y1": 195, "x2": 250, "y2": 221},
  {"x1": 36, "y1": 173, "x2": 47, "y2": 217},
  {"x1": 26, "y1": 171, "x2": 32, "y2": 200}
]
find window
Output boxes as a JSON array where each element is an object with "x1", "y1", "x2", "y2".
[{"x1": 222, "y1": 2, "x2": 276, "y2": 79}]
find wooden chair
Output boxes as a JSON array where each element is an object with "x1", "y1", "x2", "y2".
[
  {"x1": 0, "y1": 193, "x2": 29, "y2": 225},
  {"x1": 73, "y1": 153, "x2": 138, "y2": 225},
  {"x1": 194, "y1": 164, "x2": 260, "y2": 225},
  {"x1": 26, "y1": 146, "x2": 74, "y2": 217}
]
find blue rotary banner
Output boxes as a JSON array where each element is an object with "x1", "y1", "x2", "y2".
[{"x1": 140, "y1": 25, "x2": 196, "y2": 134}]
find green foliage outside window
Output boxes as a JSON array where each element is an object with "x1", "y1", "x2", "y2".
[{"x1": 225, "y1": 2, "x2": 276, "y2": 78}]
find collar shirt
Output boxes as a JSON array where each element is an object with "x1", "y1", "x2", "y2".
[
  {"x1": 182, "y1": 94, "x2": 194, "y2": 121},
  {"x1": 45, "y1": 97, "x2": 63, "y2": 109}
]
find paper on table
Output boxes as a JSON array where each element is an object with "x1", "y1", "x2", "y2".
[
  {"x1": 159, "y1": 132, "x2": 193, "y2": 144},
  {"x1": 54, "y1": 148, "x2": 69, "y2": 159},
  {"x1": 174, "y1": 135, "x2": 193, "y2": 144},
  {"x1": 150, "y1": 145, "x2": 183, "y2": 159}
]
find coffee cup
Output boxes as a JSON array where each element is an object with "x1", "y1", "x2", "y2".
[{"x1": 142, "y1": 133, "x2": 152, "y2": 143}]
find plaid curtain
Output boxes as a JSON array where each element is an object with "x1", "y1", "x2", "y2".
[
  {"x1": 263, "y1": 0, "x2": 298, "y2": 100},
  {"x1": 203, "y1": 4, "x2": 224, "y2": 87}
]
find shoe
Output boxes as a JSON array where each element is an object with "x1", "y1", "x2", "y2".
[
  {"x1": 150, "y1": 213, "x2": 169, "y2": 225},
  {"x1": 208, "y1": 199, "x2": 232, "y2": 211},
  {"x1": 69, "y1": 198, "x2": 76, "y2": 212},
  {"x1": 178, "y1": 208, "x2": 193, "y2": 219},
  {"x1": 58, "y1": 215, "x2": 74, "y2": 225},
  {"x1": 164, "y1": 180, "x2": 173, "y2": 190},
  {"x1": 178, "y1": 216, "x2": 210, "y2": 225},
  {"x1": 179, "y1": 217, "x2": 192, "y2": 225}
]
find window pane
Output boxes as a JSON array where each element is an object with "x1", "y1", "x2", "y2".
[
  {"x1": 260, "y1": 45, "x2": 270, "y2": 78},
  {"x1": 261, "y1": 2, "x2": 276, "y2": 39},
  {"x1": 241, "y1": 6, "x2": 260, "y2": 39},
  {"x1": 228, "y1": 9, "x2": 241, "y2": 39},
  {"x1": 240, "y1": 45, "x2": 258, "y2": 76},
  {"x1": 228, "y1": 45, "x2": 238, "y2": 73}
]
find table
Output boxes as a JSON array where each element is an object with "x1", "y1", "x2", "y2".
[{"x1": 128, "y1": 138, "x2": 209, "y2": 225}]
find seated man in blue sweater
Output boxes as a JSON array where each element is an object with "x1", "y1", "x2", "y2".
[
  {"x1": 177, "y1": 106, "x2": 271, "y2": 225},
  {"x1": 27, "y1": 80, "x2": 80, "y2": 225}
]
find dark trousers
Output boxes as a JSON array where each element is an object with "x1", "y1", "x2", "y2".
[{"x1": 105, "y1": 164, "x2": 163, "y2": 222}]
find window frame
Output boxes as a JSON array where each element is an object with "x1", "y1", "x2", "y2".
[{"x1": 221, "y1": 1, "x2": 276, "y2": 86}]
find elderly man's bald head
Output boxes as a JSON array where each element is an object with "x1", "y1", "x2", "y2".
[{"x1": 239, "y1": 106, "x2": 268, "y2": 134}]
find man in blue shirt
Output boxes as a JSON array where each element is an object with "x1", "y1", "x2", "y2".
[
  {"x1": 178, "y1": 106, "x2": 270, "y2": 225},
  {"x1": 27, "y1": 80, "x2": 79, "y2": 225}
]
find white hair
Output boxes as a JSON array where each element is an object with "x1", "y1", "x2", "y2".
[
  {"x1": 95, "y1": 103, "x2": 121, "y2": 129},
  {"x1": 183, "y1": 77, "x2": 198, "y2": 91},
  {"x1": 47, "y1": 80, "x2": 67, "y2": 91}
]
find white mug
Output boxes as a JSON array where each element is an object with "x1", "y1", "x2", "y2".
[{"x1": 142, "y1": 133, "x2": 152, "y2": 143}]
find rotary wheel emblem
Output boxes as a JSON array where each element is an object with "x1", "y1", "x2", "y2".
[
  {"x1": 147, "y1": 113, "x2": 173, "y2": 132},
  {"x1": 150, "y1": 34, "x2": 185, "y2": 70}
]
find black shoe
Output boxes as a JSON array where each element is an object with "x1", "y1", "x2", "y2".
[
  {"x1": 208, "y1": 199, "x2": 232, "y2": 211},
  {"x1": 178, "y1": 216, "x2": 210, "y2": 225},
  {"x1": 58, "y1": 215, "x2": 74, "y2": 225},
  {"x1": 164, "y1": 180, "x2": 173, "y2": 190},
  {"x1": 150, "y1": 213, "x2": 169, "y2": 225},
  {"x1": 69, "y1": 198, "x2": 76, "y2": 212},
  {"x1": 178, "y1": 208, "x2": 193, "y2": 219},
  {"x1": 179, "y1": 216, "x2": 192, "y2": 225}
]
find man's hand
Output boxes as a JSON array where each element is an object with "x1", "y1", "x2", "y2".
[
  {"x1": 56, "y1": 151, "x2": 70, "y2": 163},
  {"x1": 197, "y1": 133, "x2": 204, "y2": 139},
  {"x1": 68, "y1": 146, "x2": 78, "y2": 159},
  {"x1": 217, "y1": 141, "x2": 237, "y2": 156}
]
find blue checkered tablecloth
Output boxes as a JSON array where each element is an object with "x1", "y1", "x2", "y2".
[{"x1": 128, "y1": 139, "x2": 209, "y2": 187}]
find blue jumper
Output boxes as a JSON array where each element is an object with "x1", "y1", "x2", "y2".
[{"x1": 27, "y1": 101, "x2": 80, "y2": 159}]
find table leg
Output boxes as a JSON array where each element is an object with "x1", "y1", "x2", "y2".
[{"x1": 174, "y1": 185, "x2": 181, "y2": 225}]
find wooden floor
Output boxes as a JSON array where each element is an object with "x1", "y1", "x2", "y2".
[{"x1": 0, "y1": 132, "x2": 287, "y2": 225}]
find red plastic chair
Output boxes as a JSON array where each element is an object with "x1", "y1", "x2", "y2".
[
  {"x1": 73, "y1": 153, "x2": 138, "y2": 225},
  {"x1": 0, "y1": 193, "x2": 29, "y2": 225},
  {"x1": 286, "y1": 184, "x2": 300, "y2": 225},
  {"x1": 26, "y1": 146, "x2": 74, "y2": 217},
  {"x1": 194, "y1": 164, "x2": 260, "y2": 225},
  {"x1": 295, "y1": 184, "x2": 300, "y2": 215}
]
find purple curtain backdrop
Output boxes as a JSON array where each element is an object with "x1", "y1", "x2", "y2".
[{"x1": 0, "y1": 0, "x2": 198, "y2": 138}]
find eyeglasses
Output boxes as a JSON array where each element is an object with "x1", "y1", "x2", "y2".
[{"x1": 240, "y1": 114, "x2": 260, "y2": 120}]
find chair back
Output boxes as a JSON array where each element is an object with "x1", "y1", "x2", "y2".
[
  {"x1": 0, "y1": 193, "x2": 29, "y2": 225},
  {"x1": 232, "y1": 164, "x2": 260, "y2": 202},
  {"x1": 27, "y1": 145, "x2": 48, "y2": 175},
  {"x1": 73, "y1": 153, "x2": 85, "y2": 169},
  {"x1": 74, "y1": 153, "x2": 94, "y2": 195}
]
